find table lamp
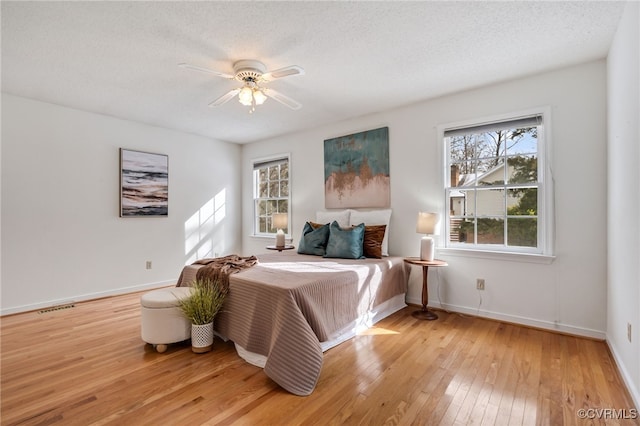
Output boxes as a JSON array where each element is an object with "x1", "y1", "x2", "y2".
[
  {"x1": 272, "y1": 213, "x2": 288, "y2": 248},
  {"x1": 416, "y1": 212, "x2": 439, "y2": 261}
]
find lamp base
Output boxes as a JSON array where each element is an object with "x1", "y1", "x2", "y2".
[{"x1": 420, "y1": 236, "x2": 435, "y2": 261}]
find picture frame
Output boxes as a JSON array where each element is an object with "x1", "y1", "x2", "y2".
[
  {"x1": 324, "y1": 127, "x2": 390, "y2": 208},
  {"x1": 119, "y1": 148, "x2": 168, "y2": 217}
]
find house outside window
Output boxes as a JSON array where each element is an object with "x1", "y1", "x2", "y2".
[
  {"x1": 443, "y1": 111, "x2": 551, "y2": 256},
  {"x1": 253, "y1": 155, "x2": 290, "y2": 236}
]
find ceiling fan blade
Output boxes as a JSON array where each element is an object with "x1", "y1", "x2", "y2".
[
  {"x1": 208, "y1": 88, "x2": 241, "y2": 107},
  {"x1": 261, "y1": 65, "x2": 305, "y2": 81},
  {"x1": 262, "y1": 88, "x2": 302, "y2": 110},
  {"x1": 178, "y1": 63, "x2": 235, "y2": 80}
]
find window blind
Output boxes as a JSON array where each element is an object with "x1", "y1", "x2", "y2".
[
  {"x1": 444, "y1": 115, "x2": 543, "y2": 138},
  {"x1": 253, "y1": 157, "x2": 288, "y2": 170}
]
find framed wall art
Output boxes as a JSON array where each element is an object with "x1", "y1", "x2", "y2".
[
  {"x1": 324, "y1": 127, "x2": 390, "y2": 208},
  {"x1": 120, "y1": 148, "x2": 168, "y2": 217}
]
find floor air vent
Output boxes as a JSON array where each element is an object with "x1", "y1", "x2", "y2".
[{"x1": 38, "y1": 304, "x2": 75, "y2": 314}]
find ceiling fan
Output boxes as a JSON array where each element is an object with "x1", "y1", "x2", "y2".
[{"x1": 179, "y1": 59, "x2": 304, "y2": 113}]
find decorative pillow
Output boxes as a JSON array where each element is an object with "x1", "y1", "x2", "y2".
[
  {"x1": 349, "y1": 209, "x2": 392, "y2": 256},
  {"x1": 309, "y1": 221, "x2": 326, "y2": 229},
  {"x1": 297, "y1": 222, "x2": 330, "y2": 256},
  {"x1": 324, "y1": 221, "x2": 365, "y2": 259},
  {"x1": 316, "y1": 210, "x2": 351, "y2": 228},
  {"x1": 362, "y1": 224, "x2": 386, "y2": 259}
]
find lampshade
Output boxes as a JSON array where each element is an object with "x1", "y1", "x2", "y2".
[
  {"x1": 253, "y1": 89, "x2": 267, "y2": 105},
  {"x1": 416, "y1": 212, "x2": 439, "y2": 235},
  {"x1": 238, "y1": 87, "x2": 253, "y2": 106},
  {"x1": 273, "y1": 213, "x2": 288, "y2": 230}
]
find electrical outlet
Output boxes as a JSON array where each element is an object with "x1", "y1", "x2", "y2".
[
  {"x1": 628, "y1": 323, "x2": 632, "y2": 342},
  {"x1": 476, "y1": 278, "x2": 485, "y2": 290},
  {"x1": 146, "y1": 261, "x2": 152, "y2": 270}
]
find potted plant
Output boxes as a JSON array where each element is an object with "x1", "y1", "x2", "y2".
[{"x1": 178, "y1": 278, "x2": 227, "y2": 353}]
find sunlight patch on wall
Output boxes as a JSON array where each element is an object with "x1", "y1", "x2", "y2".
[{"x1": 185, "y1": 189, "x2": 226, "y2": 264}]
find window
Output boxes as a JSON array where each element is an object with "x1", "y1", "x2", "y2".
[
  {"x1": 253, "y1": 155, "x2": 290, "y2": 236},
  {"x1": 443, "y1": 112, "x2": 551, "y2": 256}
]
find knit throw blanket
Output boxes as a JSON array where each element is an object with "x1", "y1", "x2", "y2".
[{"x1": 176, "y1": 254, "x2": 258, "y2": 291}]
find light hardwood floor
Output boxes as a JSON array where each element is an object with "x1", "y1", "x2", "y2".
[{"x1": 1, "y1": 291, "x2": 637, "y2": 426}]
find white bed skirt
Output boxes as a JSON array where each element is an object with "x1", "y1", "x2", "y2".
[{"x1": 233, "y1": 293, "x2": 407, "y2": 369}]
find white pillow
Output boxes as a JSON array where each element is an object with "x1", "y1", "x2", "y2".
[
  {"x1": 349, "y1": 209, "x2": 392, "y2": 256},
  {"x1": 316, "y1": 210, "x2": 351, "y2": 228}
]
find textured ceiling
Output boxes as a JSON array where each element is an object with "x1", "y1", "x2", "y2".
[{"x1": 1, "y1": 1, "x2": 625, "y2": 144}]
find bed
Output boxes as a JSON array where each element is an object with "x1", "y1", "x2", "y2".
[{"x1": 176, "y1": 251, "x2": 407, "y2": 396}]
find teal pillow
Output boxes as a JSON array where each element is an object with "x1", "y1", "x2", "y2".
[
  {"x1": 324, "y1": 221, "x2": 365, "y2": 259},
  {"x1": 297, "y1": 222, "x2": 330, "y2": 256}
]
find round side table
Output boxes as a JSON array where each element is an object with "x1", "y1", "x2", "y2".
[
  {"x1": 403, "y1": 257, "x2": 448, "y2": 320},
  {"x1": 266, "y1": 245, "x2": 295, "y2": 252}
]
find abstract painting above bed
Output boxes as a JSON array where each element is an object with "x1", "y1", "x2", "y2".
[{"x1": 323, "y1": 127, "x2": 390, "y2": 208}]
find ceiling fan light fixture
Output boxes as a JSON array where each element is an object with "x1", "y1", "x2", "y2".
[
  {"x1": 180, "y1": 59, "x2": 303, "y2": 111},
  {"x1": 253, "y1": 89, "x2": 267, "y2": 105},
  {"x1": 238, "y1": 86, "x2": 253, "y2": 106}
]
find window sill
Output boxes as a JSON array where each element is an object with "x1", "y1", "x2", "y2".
[
  {"x1": 251, "y1": 234, "x2": 293, "y2": 242},
  {"x1": 437, "y1": 247, "x2": 556, "y2": 264},
  {"x1": 251, "y1": 234, "x2": 274, "y2": 239}
]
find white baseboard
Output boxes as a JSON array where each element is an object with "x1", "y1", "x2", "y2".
[
  {"x1": 0, "y1": 280, "x2": 175, "y2": 316},
  {"x1": 406, "y1": 296, "x2": 606, "y2": 340},
  {"x1": 606, "y1": 339, "x2": 640, "y2": 410}
]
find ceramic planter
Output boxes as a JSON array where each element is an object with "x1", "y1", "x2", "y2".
[{"x1": 191, "y1": 322, "x2": 213, "y2": 353}]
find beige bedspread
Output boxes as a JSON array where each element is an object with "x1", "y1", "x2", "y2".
[{"x1": 176, "y1": 252, "x2": 407, "y2": 396}]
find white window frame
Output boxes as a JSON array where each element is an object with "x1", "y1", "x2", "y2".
[
  {"x1": 252, "y1": 154, "x2": 291, "y2": 238},
  {"x1": 438, "y1": 107, "x2": 555, "y2": 263}
]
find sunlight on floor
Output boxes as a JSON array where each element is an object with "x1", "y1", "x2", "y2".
[{"x1": 358, "y1": 327, "x2": 400, "y2": 336}]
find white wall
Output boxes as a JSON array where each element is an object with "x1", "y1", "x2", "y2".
[
  {"x1": 242, "y1": 60, "x2": 608, "y2": 339},
  {"x1": 1, "y1": 94, "x2": 242, "y2": 314},
  {"x1": 607, "y1": 2, "x2": 640, "y2": 408}
]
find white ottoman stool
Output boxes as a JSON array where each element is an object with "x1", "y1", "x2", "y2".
[{"x1": 140, "y1": 287, "x2": 193, "y2": 353}]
